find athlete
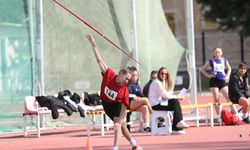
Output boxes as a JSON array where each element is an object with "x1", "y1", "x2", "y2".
[
  {"x1": 199, "y1": 48, "x2": 238, "y2": 116},
  {"x1": 86, "y1": 34, "x2": 141, "y2": 150}
]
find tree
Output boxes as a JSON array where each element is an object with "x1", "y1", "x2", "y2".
[{"x1": 196, "y1": 0, "x2": 250, "y2": 37}]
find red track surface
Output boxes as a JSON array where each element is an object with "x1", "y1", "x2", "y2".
[
  {"x1": 0, "y1": 95, "x2": 250, "y2": 150},
  {"x1": 0, "y1": 125, "x2": 250, "y2": 150}
]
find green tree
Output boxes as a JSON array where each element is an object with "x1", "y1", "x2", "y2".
[{"x1": 197, "y1": 0, "x2": 250, "y2": 37}]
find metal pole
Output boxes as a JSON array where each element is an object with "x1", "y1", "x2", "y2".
[
  {"x1": 201, "y1": 31, "x2": 206, "y2": 65},
  {"x1": 27, "y1": 0, "x2": 35, "y2": 95},
  {"x1": 185, "y1": 0, "x2": 197, "y2": 104},
  {"x1": 131, "y1": 0, "x2": 142, "y2": 131},
  {"x1": 198, "y1": 68, "x2": 202, "y2": 96},
  {"x1": 39, "y1": 0, "x2": 45, "y2": 95},
  {"x1": 240, "y1": 35, "x2": 244, "y2": 62},
  {"x1": 131, "y1": 0, "x2": 139, "y2": 69},
  {"x1": 185, "y1": 0, "x2": 198, "y2": 117}
]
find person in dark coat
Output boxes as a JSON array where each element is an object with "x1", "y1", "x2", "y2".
[
  {"x1": 229, "y1": 62, "x2": 250, "y2": 123},
  {"x1": 143, "y1": 70, "x2": 158, "y2": 97}
]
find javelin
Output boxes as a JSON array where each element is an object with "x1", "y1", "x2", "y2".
[{"x1": 52, "y1": 0, "x2": 140, "y2": 65}]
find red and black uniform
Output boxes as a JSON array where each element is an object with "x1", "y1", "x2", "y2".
[{"x1": 100, "y1": 68, "x2": 129, "y2": 121}]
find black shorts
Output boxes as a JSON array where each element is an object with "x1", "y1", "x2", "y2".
[
  {"x1": 229, "y1": 92, "x2": 249, "y2": 104},
  {"x1": 209, "y1": 78, "x2": 227, "y2": 90},
  {"x1": 229, "y1": 96, "x2": 240, "y2": 104},
  {"x1": 101, "y1": 100, "x2": 122, "y2": 121}
]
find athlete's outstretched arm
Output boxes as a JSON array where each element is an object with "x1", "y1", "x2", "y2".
[{"x1": 86, "y1": 34, "x2": 108, "y2": 73}]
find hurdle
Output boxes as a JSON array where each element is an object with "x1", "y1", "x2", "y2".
[{"x1": 181, "y1": 103, "x2": 214, "y2": 127}]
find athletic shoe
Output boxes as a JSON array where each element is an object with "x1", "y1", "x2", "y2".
[
  {"x1": 131, "y1": 145, "x2": 143, "y2": 150},
  {"x1": 130, "y1": 138, "x2": 137, "y2": 147},
  {"x1": 176, "y1": 120, "x2": 189, "y2": 128},
  {"x1": 131, "y1": 146, "x2": 137, "y2": 150},
  {"x1": 131, "y1": 138, "x2": 142, "y2": 150},
  {"x1": 112, "y1": 147, "x2": 118, "y2": 150},
  {"x1": 143, "y1": 127, "x2": 151, "y2": 132},
  {"x1": 243, "y1": 117, "x2": 250, "y2": 124},
  {"x1": 172, "y1": 130, "x2": 186, "y2": 135}
]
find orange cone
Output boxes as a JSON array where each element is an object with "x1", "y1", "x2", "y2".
[{"x1": 86, "y1": 137, "x2": 93, "y2": 150}]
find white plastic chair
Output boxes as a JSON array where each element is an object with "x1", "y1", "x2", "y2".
[{"x1": 151, "y1": 110, "x2": 172, "y2": 136}]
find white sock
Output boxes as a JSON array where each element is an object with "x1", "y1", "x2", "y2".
[{"x1": 143, "y1": 123, "x2": 149, "y2": 128}]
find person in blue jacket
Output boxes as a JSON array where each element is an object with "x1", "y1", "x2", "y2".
[{"x1": 127, "y1": 66, "x2": 153, "y2": 132}]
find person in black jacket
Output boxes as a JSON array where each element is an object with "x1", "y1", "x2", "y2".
[
  {"x1": 143, "y1": 70, "x2": 158, "y2": 97},
  {"x1": 229, "y1": 62, "x2": 250, "y2": 123}
]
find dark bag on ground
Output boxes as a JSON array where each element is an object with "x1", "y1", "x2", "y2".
[{"x1": 221, "y1": 109, "x2": 243, "y2": 125}]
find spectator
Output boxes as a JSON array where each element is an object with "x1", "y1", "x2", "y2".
[
  {"x1": 126, "y1": 66, "x2": 153, "y2": 132},
  {"x1": 143, "y1": 70, "x2": 158, "y2": 97},
  {"x1": 148, "y1": 67, "x2": 189, "y2": 135},
  {"x1": 229, "y1": 62, "x2": 250, "y2": 123}
]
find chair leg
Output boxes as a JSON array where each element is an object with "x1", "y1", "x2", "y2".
[
  {"x1": 210, "y1": 104, "x2": 214, "y2": 127},
  {"x1": 86, "y1": 114, "x2": 91, "y2": 136},
  {"x1": 151, "y1": 117, "x2": 157, "y2": 136},
  {"x1": 100, "y1": 113, "x2": 105, "y2": 136},
  {"x1": 37, "y1": 114, "x2": 40, "y2": 138},
  {"x1": 24, "y1": 115, "x2": 27, "y2": 137},
  {"x1": 205, "y1": 107, "x2": 209, "y2": 126},
  {"x1": 104, "y1": 114, "x2": 110, "y2": 131},
  {"x1": 218, "y1": 104, "x2": 223, "y2": 126}
]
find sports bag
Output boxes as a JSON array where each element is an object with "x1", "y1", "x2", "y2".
[{"x1": 221, "y1": 109, "x2": 243, "y2": 125}]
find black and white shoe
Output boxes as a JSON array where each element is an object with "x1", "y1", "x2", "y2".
[
  {"x1": 243, "y1": 117, "x2": 250, "y2": 124},
  {"x1": 143, "y1": 127, "x2": 151, "y2": 132}
]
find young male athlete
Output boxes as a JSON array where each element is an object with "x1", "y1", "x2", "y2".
[{"x1": 86, "y1": 34, "x2": 141, "y2": 150}]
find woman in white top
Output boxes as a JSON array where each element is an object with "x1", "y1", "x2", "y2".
[{"x1": 148, "y1": 67, "x2": 189, "y2": 135}]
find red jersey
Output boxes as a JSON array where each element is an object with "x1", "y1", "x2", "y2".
[{"x1": 100, "y1": 68, "x2": 129, "y2": 107}]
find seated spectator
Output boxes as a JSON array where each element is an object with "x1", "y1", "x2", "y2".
[
  {"x1": 127, "y1": 66, "x2": 153, "y2": 132},
  {"x1": 228, "y1": 62, "x2": 250, "y2": 123},
  {"x1": 148, "y1": 67, "x2": 189, "y2": 135},
  {"x1": 143, "y1": 70, "x2": 158, "y2": 97}
]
